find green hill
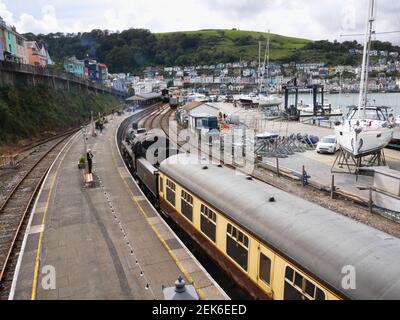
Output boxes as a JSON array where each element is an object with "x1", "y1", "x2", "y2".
[
  {"x1": 155, "y1": 29, "x2": 311, "y2": 62},
  {"x1": 26, "y1": 28, "x2": 312, "y2": 73},
  {"x1": 25, "y1": 28, "x2": 399, "y2": 73}
]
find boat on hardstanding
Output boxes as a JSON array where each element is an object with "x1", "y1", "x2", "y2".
[
  {"x1": 252, "y1": 94, "x2": 282, "y2": 108},
  {"x1": 334, "y1": 0, "x2": 394, "y2": 156},
  {"x1": 253, "y1": 32, "x2": 283, "y2": 108}
]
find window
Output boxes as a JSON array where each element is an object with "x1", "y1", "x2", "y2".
[
  {"x1": 166, "y1": 179, "x2": 176, "y2": 206},
  {"x1": 200, "y1": 204, "x2": 217, "y2": 242},
  {"x1": 259, "y1": 253, "x2": 271, "y2": 285},
  {"x1": 181, "y1": 190, "x2": 193, "y2": 222},
  {"x1": 16, "y1": 37, "x2": 23, "y2": 46},
  {"x1": 283, "y1": 266, "x2": 326, "y2": 301},
  {"x1": 226, "y1": 223, "x2": 249, "y2": 271},
  {"x1": 159, "y1": 176, "x2": 163, "y2": 193}
]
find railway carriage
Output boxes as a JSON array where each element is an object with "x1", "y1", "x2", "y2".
[
  {"x1": 156, "y1": 154, "x2": 400, "y2": 300},
  {"x1": 120, "y1": 125, "x2": 400, "y2": 300}
]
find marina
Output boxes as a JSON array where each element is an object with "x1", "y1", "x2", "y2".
[{"x1": 178, "y1": 100, "x2": 400, "y2": 216}]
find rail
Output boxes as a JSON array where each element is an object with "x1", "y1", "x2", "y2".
[
  {"x1": 0, "y1": 128, "x2": 83, "y2": 169},
  {"x1": 150, "y1": 110, "x2": 400, "y2": 226},
  {"x1": 0, "y1": 130, "x2": 78, "y2": 294}
]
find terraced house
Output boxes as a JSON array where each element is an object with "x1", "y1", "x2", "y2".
[
  {"x1": 0, "y1": 16, "x2": 52, "y2": 66},
  {"x1": 26, "y1": 41, "x2": 49, "y2": 67},
  {"x1": 0, "y1": 22, "x2": 28, "y2": 63}
]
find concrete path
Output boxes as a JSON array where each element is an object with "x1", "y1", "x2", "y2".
[{"x1": 10, "y1": 112, "x2": 227, "y2": 300}]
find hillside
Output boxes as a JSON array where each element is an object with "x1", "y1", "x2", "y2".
[
  {"x1": 24, "y1": 28, "x2": 400, "y2": 73},
  {"x1": 0, "y1": 84, "x2": 122, "y2": 145},
  {"x1": 155, "y1": 29, "x2": 311, "y2": 62},
  {"x1": 25, "y1": 29, "x2": 310, "y2": 73}
]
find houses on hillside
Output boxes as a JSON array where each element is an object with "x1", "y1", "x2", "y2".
[
  {"x1": 62, "y1": 56, "x2": 109, "y2": 85},
  {"x1": 26, "y1": 41, "x2": 50, "y2": 67},
  {"x1": 0, "y1": 16, "x2": 53, "y2": 66}
]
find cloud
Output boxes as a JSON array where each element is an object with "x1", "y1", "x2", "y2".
[
  {"x1": 0, "y1": 0, "x2": 398, "y2": 44},
  {"x1": 16, "y1": 5, "x2": 60, "y2": 34}
]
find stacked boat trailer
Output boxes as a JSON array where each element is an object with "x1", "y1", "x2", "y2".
[{"x1": 255, "y1": 133, "x2": 318, "y2": 159}]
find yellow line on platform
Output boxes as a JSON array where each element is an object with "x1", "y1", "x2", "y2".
[
  {"x1": 110, "y1": 130, "x2": 208, "y2": 300},
  {"x1": 31, "y1": 134, "x2": 79, "y2": 300}
]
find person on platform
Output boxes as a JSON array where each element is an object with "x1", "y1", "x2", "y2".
[{"x1": 87, "y1": 149, "x2": 94, "y2": 174}]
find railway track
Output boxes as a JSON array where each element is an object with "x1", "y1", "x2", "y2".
[
  {"x1": 121, "y1": 103, "x2": 165, "y2": 139},
  {"x1": 0, "y1": 131, "x2": 77, "y2": 299},
  {"x1": 117, "y1": 104, "x2": 400, "y2": 299},
  {"x1": 145, "y1": 105, "x2": 400, "y2": 238},
  {"x1": 0, "y1": 128, "x2": 90, "y2": 209},
  {"x1": 140, "y1": 104, "x2": 171, "y2": 131},
  {"x1": 0, "y1": 104, "x2": 164, "y2": 299},
  {"x1": 120, "y1": 106, "x2": 249, "y2": 299}
]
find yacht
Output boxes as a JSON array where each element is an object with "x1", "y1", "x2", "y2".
[
  {"x1": 392, "y1": 115, "x2": 400, "y2": 144},
  {"x1": 185, "y1": 93, "x2": 208, "y2": 103},
  {"x1": 336, "y1": 106, "x2": 393, "y2": 155},
  {"x1": 334, "y1": 0, "x2": 394, "y2": 157},
  {"x1": 298, "y1": 103, "x2": 341, "y2": 115},
  {"x1": 252, "y1": 94, "x2": 282, "y2": 108}
]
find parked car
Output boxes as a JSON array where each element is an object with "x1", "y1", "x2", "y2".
[{"x1": 316, "y1": 135, "x2": 339, "y2": 154}]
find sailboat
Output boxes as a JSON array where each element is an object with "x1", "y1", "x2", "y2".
[
  {"x1": 334, "y1": 0, "x2": 394, "y2": 156},
  {"x1": 252, "y1": 33, "x2": 283, "y2": 108}
]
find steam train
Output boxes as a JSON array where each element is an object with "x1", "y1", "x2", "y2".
[{"x1": 120, "y1": 125, "x2": 400, "y2": 300}]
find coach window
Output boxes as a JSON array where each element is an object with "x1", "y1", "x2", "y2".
[
  {"x1": 226, "y1": 223, "x2": 249, "y2": 272},
  {"x1": 181, "y1": 190, "x2": 193, "y2": 222},
  {"x1": 159, "y1": 176, "x2": 164, "y2": 193},
  {"x1": 166, "y1": 179, "x2": 176, "y2": 206},
  {"x1": 200, "y1": 204, "x2": 217, "y2": 242},
  {"x1": 259, "y1": 253, "x2": 271, "y2": 286},
  {"x1": 284, "y1": 266, "x2": 326, "y2": 301}
]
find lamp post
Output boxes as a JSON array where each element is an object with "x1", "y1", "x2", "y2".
[{"x1": 81, "y1": 125, "x2": 87, "y2": 154}]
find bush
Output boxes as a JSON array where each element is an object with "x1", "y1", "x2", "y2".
[{"x1": 0, "y1": 84, "x2": 122, "y2": 143}]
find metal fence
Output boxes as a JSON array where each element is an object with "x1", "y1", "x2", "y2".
[{"x1": 0, "y1": 60, "x2": 125, "y2": 97}]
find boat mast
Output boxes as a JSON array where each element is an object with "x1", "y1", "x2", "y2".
[
  {"x1": 258, "y1": 41, "x2": 261, "y2": 92},
  {"x1": 266, "y1": 31, "x2": 270, "y2": 88},
  {"x1": 358, "y1": 0, "x2": 375, "y2": 119},
  {"x1": 259, "y1": 31, "x2": 270, "y2": 94}
]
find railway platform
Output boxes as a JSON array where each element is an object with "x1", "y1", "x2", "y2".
[{"x1": 10, "y1": 110, "x2": 227, "y2": 300}]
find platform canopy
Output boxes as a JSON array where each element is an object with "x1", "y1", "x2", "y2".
[
  {"x1": 126, "y1": 92, "x2": 162, "y2": 102},
  {"x1": 126, "y1": 95, "x2": 145, "y2": 102}
]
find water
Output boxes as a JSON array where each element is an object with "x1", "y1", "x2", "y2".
[{"x1": 293, "y1": 92, "x2": 400, "y2": 115}]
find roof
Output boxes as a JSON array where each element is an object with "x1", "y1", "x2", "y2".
[
  {"x1": 126, "y1": 95, "x2": 145, "y2": 102},
  {"x1": 140, "y1": 92, "x2": 162, "y2": 100},
  {"x1": 25, "y1": 41, "x2": 40, "y2": 49},
  {"x1": 159, "y1": 153, "x2": 400, "y2": 300},
  {"x1": 183, "y1": 101, "x2": 203, "y2": 111},
  {"x1": 183, "y1": 101, "x2": 219, "y2": 112},
  {"x1": 189, "y1": 113, "x2": 217, "y2": 118},
  {"x1": 126, "y1": 92, "x2": 162, "y2": 102}
]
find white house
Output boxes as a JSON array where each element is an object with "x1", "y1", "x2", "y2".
[
  {"x1": 181, "y1": 101, "x2": 220, "y2": 131},
  {"x1": 173, "y1": 78, "x2": 183, "y2": 87}
]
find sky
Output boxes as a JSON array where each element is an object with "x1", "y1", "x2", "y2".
[{"x1": 0, "y1": 0, "x2": 399, "y2": 44}]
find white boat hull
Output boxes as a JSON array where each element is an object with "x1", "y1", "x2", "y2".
[
  {"x1": 392, "y1": 127, "x2": 400, "y2": 143},
  {"x1": 335, "y1": 126, "x2": 393, "y2": 156},
  {"x1": 253, "y1": 96, "x2": 282, "y2": 107}
]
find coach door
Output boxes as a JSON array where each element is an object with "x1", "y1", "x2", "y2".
[{"x1": 257, "y1": 246, "x2": 274, "y2": 298}]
